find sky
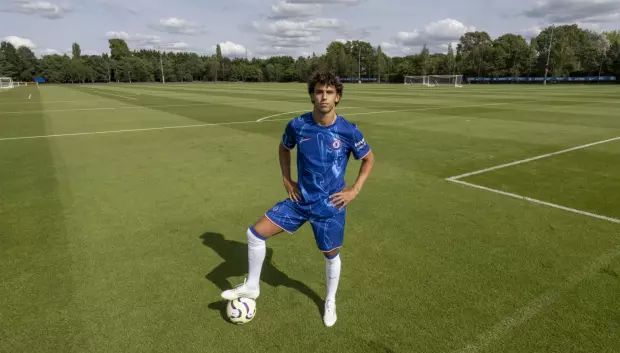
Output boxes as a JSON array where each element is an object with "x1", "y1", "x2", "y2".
[{"x1": 1, "y1": 0, "x2": 620, "y2": 59}]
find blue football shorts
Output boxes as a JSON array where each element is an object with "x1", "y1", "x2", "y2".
[{"x1": 264, "y1": 198, "x2": 346, "y2": 252}]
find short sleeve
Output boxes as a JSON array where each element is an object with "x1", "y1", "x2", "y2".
[
  {"x1": 351, "y1": 125, "x2": 370, "y2": 160},
  {"x1": 281, "y1": 120, "x2": 296, "y2": 150}
]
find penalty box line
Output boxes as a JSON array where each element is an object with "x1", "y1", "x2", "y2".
[
  {"x1": 446, "y1": 136, "x2": 620, "y2": 224},
  {"x1": 450, "y1": 136, "x2": 620, "y2": 353}
]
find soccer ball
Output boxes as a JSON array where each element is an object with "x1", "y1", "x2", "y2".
[{"x1": 226, "y1": 297, "x2": 256, "y2": 324}]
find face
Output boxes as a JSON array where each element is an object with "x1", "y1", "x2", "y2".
[{"x1": 312, "y1": 83, "x2": 340, "y2": 114}]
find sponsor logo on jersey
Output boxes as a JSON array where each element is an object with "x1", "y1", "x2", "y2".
[{"x1": 354, "y1": 138, "x2": 366, "y2": 150}]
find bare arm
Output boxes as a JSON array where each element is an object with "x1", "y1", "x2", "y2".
[
  {"x1": 279, "y1": 142, "x2": 301, "y2": 201},
  {"x1": 279, "y1": 142, "x2": 292, "y2": 180},
  {"x1": 352, "y1": 151, "x2": 375, "y2": 193}
]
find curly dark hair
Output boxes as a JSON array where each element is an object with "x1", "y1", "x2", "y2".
[{"x1": 307, "y1": 70, "x2": 343, "y2": 105}]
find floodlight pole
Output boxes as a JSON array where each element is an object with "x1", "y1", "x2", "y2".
[
  {"x1": 358, "y1": 44, "x2": 361, "y2": 84},
  {"x1": 544, "y1": 25, "x2": 555, "y2": 86},
  {"x1": 598, "y1": 53, "x2": 604, "y2": 84},
  {"x1": 160, "y1": 52, "x2": 165, "y2": 84}
]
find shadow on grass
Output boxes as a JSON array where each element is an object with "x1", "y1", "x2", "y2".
[{"x1": 201, "y1": 232, "x2": 323, "y2": 321}]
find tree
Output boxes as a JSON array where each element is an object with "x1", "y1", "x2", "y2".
[
  {"x1": 0, "y1": 41, "x2": 19, "y2": 79},
  {"x1": 216, "y1": 44, "x2": 222, "y2": 81},
  {"x1": 16, "y1": 46, "x2": 38, "y2": 81},
  {"x1": 108, "y1": 39, "x2": 130, "y2": 62},
  {"x1": 72, "y1": 42, "x2": 81, "y2": 60},
  {"x1": 605, "y1": 30, "x2": 620, "y2": 46},
  {"x1": 492, "y1": 34, "x2": 530, "y2": 77},
  {"x1": 446, "y1": 43, "x2": 455, "y2": 75},
  {"x1": 419, "y1": 44, "x2": 430, "y2": 75},
  {"x1": 376, "y1": 45, "x2": 386, "y2": 82},
  {"x1": 6, "y1": 21, "x2": 619, "y2": 85}
]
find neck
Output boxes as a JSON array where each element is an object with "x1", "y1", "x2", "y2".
[{"x1": 313, "y1": 108, "x2": 336, "y2": 126}]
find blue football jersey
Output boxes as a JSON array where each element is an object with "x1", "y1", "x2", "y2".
[{"x1": 281, "y1": 112, "x2": 371, "y2": 216}]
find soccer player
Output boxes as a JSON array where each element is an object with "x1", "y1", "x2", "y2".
[{"x1": 221, "y1": 70, "x2": 375, "y2": 327}]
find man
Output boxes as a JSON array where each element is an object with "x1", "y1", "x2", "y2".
[{"x1": 221, "y1": 70, "x2": 375, "y2": 327}]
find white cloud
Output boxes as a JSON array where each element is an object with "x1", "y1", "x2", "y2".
[
  {"x1": 34, "y1": 48, "x2": 67, "y2": 58},
  {"x1": 2, "y1": 0, "x2": 70, "y2": 19},
  {"x1": 3, "y1": 35, "x2": 37, "y2": 49},
  {"x1": 523, "y1": 0, "x2": 620, "y2": 24},
  {"x1": 379, "y1": 41, "x2": 398, "y2": 50},
  {"x1": 254, "y1": 18, "x2": 345, "y2": 38},
  {"x1": 396, "y1": 18, "x2": 474, "y2": 47},
  {"x1": 381, "y1": 18, "x2": 473, "y2": 55},
  {"x1": 82, "y1": 49, "x2": 102, "y2": 56},
  {"x1": 270, "y1": 0, "x2": 321, "y2": 18},
  {"x1": 250, "y1": 17, "x2": 346, "y2": 54},
  {"x1": 149, "y1": 17, "x2": 206, "y2": 36},
  {"x1": 520, "y1": 26, "x2": 543, "y2": 39},
  {"x1": 99, "y1": 0, "x2": 138, "y2": 15},
  {"x1": 105, "y1": 31, "x2": 192, "y2": 51},
  {"x1": 423, "y1": 19, "x2": 474, "y2": 42},
  {"x1": 286, "y1": 0, "x2": 361, "y2": 3},
  {"x1": 105, "y1": 31, "x2": 130, "y2": 40},
  {"x1": 41, "y1": 48, "x2": 61, "y2": 55},
  {"x1": 438, "y1": 41, "x2": 459, "y2": 50},
  {"x1": 248, "y1": 0, "x2": 371, "y2": 57},
  {"x1": 253, "y1": 44, "x2": 302, "y2": 57},
  {"x1": 213, "y1": 41, "x2": 248, "y2": 58}
]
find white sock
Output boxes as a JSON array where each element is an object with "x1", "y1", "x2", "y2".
[
  {"x1": 246, "y1": 227, "x2": 266, "y2": 291},
  {"x1": 325, "y1": 253, "x2": 341, "y2": 302}
]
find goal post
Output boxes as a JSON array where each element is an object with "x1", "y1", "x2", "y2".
[
  {"x1": 428, "y1": 74, "x2": 463, "y2": 87},
  {"x1": 404, "y1": 75, "x2": 430, "y2": 86},
  {"x1": 0, "y1": 77, "x2": 15, "y2": 89},
  {"x1": 404, "y1": 75, "x2": 463, "y2": 87}
]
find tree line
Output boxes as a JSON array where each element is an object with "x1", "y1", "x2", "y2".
[{"x1": 1, "y1": 24, "x2": 619, "y2": 84}]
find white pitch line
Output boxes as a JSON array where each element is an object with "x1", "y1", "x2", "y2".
[
  {"x1": 82, "y1": 88, "x2": 138, "y2": 100},
  {"x1": 0, "y1": 100, "x2": 534, "y2": 142},
  {"x1": 0, "y1": 117, "x2": 293, "y2": 142},
  {"x1": 447, "y1": 179, "x2": 620, "y2": 224},
  {"x1": 338, "y1": 101, "x2": 528, "y2": 117},
  {"x1": 0, "y1": 102, "x2": 215, "y2": 115},
  {"x1": 256, "y1": 109, "x2": 324, "y2": 122},
  {"x1": 1, "y1": 107, "x2": 116, "y2": 115},
  {"x1": 448, "y1": 136, "x2": 620, "y2": 181},
  {"x1": 256, "y1": 107, "x2": 363, "y2": 122},
  {"x1": 0, "y1": 99, "x2": 111, "y2": 105},
  {"x1": 453, "y1": 244, "x2": 620, "y2": 353},
  {"x1": 256, "y1": 100, "x2": 530, "y2": 122}
]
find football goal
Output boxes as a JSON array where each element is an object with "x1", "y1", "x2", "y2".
[
  {"x1": 404, "y1": 75, "x2": 463, "y2": 87},
  {"x1": 427, "y1": 75, "x2": 463, "y2": 87},
  {"x1": 0, "y1": 77, "x2": 14, "y2": 89},
  {"x1": 404, "y1": 75, "x2": 430, "y2": 86}
]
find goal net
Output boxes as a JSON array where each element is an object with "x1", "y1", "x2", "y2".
[
  {"x1": 404, "y1": 75, "x2": 430, "y2": 86},
  {"x1": 0, "y1": 77, "x2": 14, "y2": 89},
  {"x1": 427, "y1": 75, "x2": 463, "y2": 87}
]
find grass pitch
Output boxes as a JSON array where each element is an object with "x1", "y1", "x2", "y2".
[{"x1": 1, "y1": 82, "x2": 619, "y2": 353}]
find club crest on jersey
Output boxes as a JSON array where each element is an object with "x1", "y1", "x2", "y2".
[{"x1": 329, "y1": 138, "x2": 342, "y2": 151}]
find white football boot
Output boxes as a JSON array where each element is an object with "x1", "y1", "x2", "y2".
[
  {"x1": 221, "y1": 278, "x2": 260, "y2": 301},
  {"x1": 323, "y1": 299, "x2": 337, "y2": 327}
]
